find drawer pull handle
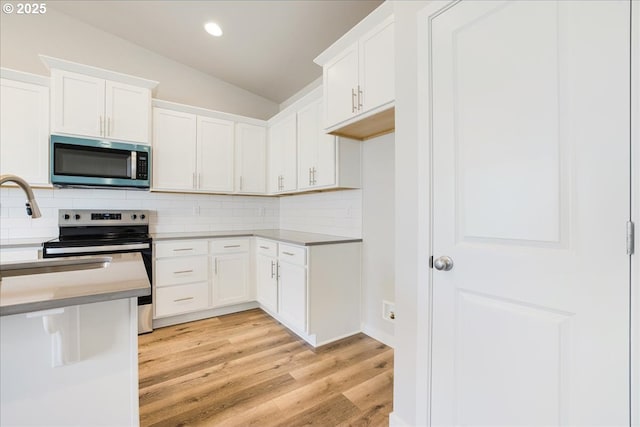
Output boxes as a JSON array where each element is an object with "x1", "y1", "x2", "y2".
[
  {"x1": 173, "y1": 270, "x2": 193, "y2": 274},
  {"x1": 224, "y1": 245, "x2": 241, "y2": 248},
  {"x1": 259, "y1": 246, "x2": 270, "y2": 250},
  {"x1": 282, "y1": 251, "x2": 296, "y2": 256},
  {"x1": 173, "y1": 248, "x2": 193, "y2": 252},
  {"x1": 174, "y1": 297, "x2": 194, "y2": 302}
]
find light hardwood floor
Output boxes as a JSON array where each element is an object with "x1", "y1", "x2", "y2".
[{"x1": 139, "y1": 309, "x2": 394, "y2": 426}]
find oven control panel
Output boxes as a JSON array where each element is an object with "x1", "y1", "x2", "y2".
[{"x1": 59, "y1": 209, "x2": 150, "y2": 226}]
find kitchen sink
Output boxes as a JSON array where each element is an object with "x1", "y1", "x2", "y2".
[{"x1": 0, "y1": 257, "x2": 111, "y2": 279}]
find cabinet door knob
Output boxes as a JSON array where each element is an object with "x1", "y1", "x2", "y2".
[{"x1": 351, "y1": 88, "x2": 357, "y2": 113}]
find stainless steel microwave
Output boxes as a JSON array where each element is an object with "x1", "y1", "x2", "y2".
[{"x1": 50, "y1": 135, "x2": 150, "y2": 189}]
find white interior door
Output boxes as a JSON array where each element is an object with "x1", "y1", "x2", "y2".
[{"x1": 430, "y1": 1, "x2": 631, "y2": 426}]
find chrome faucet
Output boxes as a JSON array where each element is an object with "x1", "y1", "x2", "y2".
[{"x1": 0, "y1": 174, "x2": 42, "y2": 218}]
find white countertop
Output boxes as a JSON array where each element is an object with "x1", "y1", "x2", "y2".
[
  {"x1": 152, "y1": 229, "x2": 362, "y2": 246},
  {"x1": 0, "y1": 252, "x2": 150, "y2": 316}
]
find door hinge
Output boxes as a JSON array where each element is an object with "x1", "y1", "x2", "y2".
[
  {"x1": 627, "y1": 220, "x2": 635, "y2": 255},
  {"x1": 429, "y1": 255, "x2": 434, "y2": 269}
]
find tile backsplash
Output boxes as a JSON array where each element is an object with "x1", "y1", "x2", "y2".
[
  {"x1": 278, "y1": 189, "x2": 362, "y2": 238},
  {"x1": 0, "y1": 187, "x2": 279, "y2": 240},
  {"x1": 0, "y1": 187, "x2": 362, "y2": 240}
]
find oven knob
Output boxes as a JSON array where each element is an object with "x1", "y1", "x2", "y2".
[
  {"x1": 74, "y1": 214, "x2": 81, "y2": 220},
  {"x1": 131, "y1": 214, "x2": 137, "y2": 220},
  {"x1": 140, "y1": 214, "x2": 146, "y2": 220},
  {"x1": 64, "y1": 214, "x2": 70, "y2": 220}
]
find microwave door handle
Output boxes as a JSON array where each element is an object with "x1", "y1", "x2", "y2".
[{"x1": 131, "y1": 151, "x2": 137, "y2": 179}]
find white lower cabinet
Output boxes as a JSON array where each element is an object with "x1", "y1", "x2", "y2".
[
  {"x1": 154, "y1": 240, "x2": 210, "y2": 318},
  {"x1": 256, "y1": 239, "x2": 278, "y2": 313},
  {"x1": 154, "y1": 238, "x2": 253, "y2": 320},
  {"x1": 255, "y1": 238, "x2": 361, "y2": 346},
  {"x1": 155, "y1": 236, "x2": 361, "y2": 347},
  {"x1": 277, "y1": 257, "x2": 307, "y2": 333},
  {"x1": 212, "y1": 252, "x2": 251, "y2": 307},
  {"x1": 155, "y1": 282, "x2": 209, "y2": 317}
]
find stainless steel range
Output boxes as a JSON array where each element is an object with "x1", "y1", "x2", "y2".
[{"x1": 43, "y1": 209, "x2": 153, "y2": 334}]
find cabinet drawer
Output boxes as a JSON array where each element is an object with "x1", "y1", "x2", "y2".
[
  {"x1": 278, "y1": 244, "x2": 306, "y2": 265},
  {"x1": 210, "y1": 238, "x2": 250, "y2": 254},
  {"x1": 255, "y1": 238, "x2": 277, "y2": 257},
  {"x1": 155, "y1": 255, "x2": 208, "y2": 287},
  {"x1": 155, "y1": 282, "x2": 209, "y2": 317},
  {"x1": 155, "y1": 240, "x2": 208, "y2": 258}
]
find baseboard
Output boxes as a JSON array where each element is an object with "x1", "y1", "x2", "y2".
[
  {"x1": 361, "y1": 323, "x2": 395, "y2": 348},
  {"x1": 389, "y1": 412, "x2": 414, "y2": 427},
  {"x1": 152, "y1": 301, "x2": 259, "y2": 329}
]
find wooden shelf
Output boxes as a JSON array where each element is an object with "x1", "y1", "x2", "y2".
[{"x1": 328, "y1": 107, "x2": 395, "y2": 141}]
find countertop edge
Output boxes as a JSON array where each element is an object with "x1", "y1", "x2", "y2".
[
  {"x1": 0, "y1": 286, "x2": 150, "y2": 317},
  {"x1": 151, "y1": 231, "x2": 362, "y2": 246}
]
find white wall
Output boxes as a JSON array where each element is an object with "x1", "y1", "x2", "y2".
[
  {"x1": 279, "y1": 190, "x2": 362, "y2": 238},
  {"x1": 0, "y1": 8, "x2": 278, "y2": 120},
  {"x1": 0, "y1": 187, "x2": 279, "y2": 240},
  {"x1": 361, "y1": 133, "x2": 395, "y2": 347},
  {"x1": 391, "y1": 1, "x2": 431, "y2": 426}
]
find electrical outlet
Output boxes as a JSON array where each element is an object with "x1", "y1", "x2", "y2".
[{"x1": 382, "y1": 300, "x2": 395, "y2": 322}]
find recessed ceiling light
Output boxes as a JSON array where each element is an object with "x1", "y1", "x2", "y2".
[{"x1": 204, "y1": 22, "x2": 223, "y2": 37}]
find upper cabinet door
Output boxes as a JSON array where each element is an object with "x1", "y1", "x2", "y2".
[
  {"x1": 152, "y1": 108, "x2": 197, "y2": 191},
  {"x1": 296, "y1": 101, "x2": 318, "y2": 191},
  {"x1": 269, "y1": 113, "x2": 297, "y2": 193},
  {"x1": 235, "y1": 123, "x2": 267, "y2": 194},
  {"x1": 297, "y1": 98, "x2": 336, "y2": 190},
  {"x1": 50, "y1": 69, "x2": 152, "y2": 144},
  {"x1": 359, "y1": 16, "x2": 394, "y2": 112},
  {"x1": 197, "y1": 116, "x2": 235, "y2": 193},
  {"x1": 323, "y1": 43, "x2": 359, "y2": 129},
  {"x1": 104, "y1": 81, "x2": 150, "y2": 143},
  {"x1": 51, "y1": 69, "x2": 104, "y2": 139},
  {"x1": 0, "y1": 78, "x2": 50, "y2": 186}
]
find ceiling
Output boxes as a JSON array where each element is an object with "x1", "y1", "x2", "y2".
[{"x1": 48, "y1": 0, "x2": 384, "y2": 105}]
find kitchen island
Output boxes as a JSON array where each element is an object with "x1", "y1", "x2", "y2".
[{"x1": 0, "y1": 252, "x2": 150, "y2": 426}]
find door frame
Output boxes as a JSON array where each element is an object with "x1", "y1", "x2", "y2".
[{"x1": 416, "y1": 0, "x2": 639, "y2": 425}]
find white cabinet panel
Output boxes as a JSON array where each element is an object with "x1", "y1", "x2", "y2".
[
  {"x1": 197, "y1": 116, "x2": 234, "y2": 193},
  {"x1": 256, "y1": 253, "x2": 278, "y2": 313},
  {"x1": 152, "y1": 108, "x2": 197, "y2": 191},
  {"x1": 51, "y1": 70, "x2": 150, "y2": 143},
  {"x1": 297, "y1": 98, "x2": 337, "y2": 190},
  {"x1": 155, "y1": 282, "x2": 209, "y2": 317},
  {"x1": 155, "y1": 240, "x2": 208, "y2": 258},
  {"x1": 268, "y1": 113, "x2": 297, "y2": 193},
  {"x1": 235, "y1": 123, "x2": 267, "y2": 194},
  {"x1": 212, "y1": 253, "x2": 250, "y2": 307},
  {"x1": 0, "y1": 78, "x2": 49, "y2": 185},
  {"x1": 359, "y1": 17, "x2": 395, "y2": 112},
  {"x1": 51, "y1": 70, "x2": 104, "y2": 138},
  {"x1": 155, "y1": 255, "x2": 208, "y2": 287},
  {"x1": 324, "y1": 44, "x2": 359, "y2": 128},
  {"x1": 105, "y1": 81, "x2": 150, "y2": 143},
  {"x1": 278, "y1": 260, "x2": 307, "y2": 333}
]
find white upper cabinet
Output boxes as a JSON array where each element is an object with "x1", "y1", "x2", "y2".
[
  {"x1": 235, "y1": 123, "x2": 267, "y2": 194},
  {"x1": 315, "y1": 4, "x2": 395, "y2": 140},
  {"x1": 0, "y1": 73, "x2": 50, "y2": 186},
  {"x1": 292, "y1": 90, "x2": 361, "y2": 193},
  {"x1": 152, "y1": 107, "x2": 197, "y2": 191},
  {"x1": 358, "y1": 16, "x2": 395, "y2": 114},
  {"x1": 152, "y1": 100, "x2": 267, "y2": 196},
  {"x1": 324, "y1": 44, "x2": 360, "y2": 129},
  {"x1": 42, "y1": 56, "x2": 158, "y2": 144},
  {"x1": 297, "y1": 98, "x2": 336, "y2": 190},
  {"x1": 51, "y1": 70, "x2": 152, "y2": 143},
  {"x1": 152, "y1": 106, "x2": 236, "y2": 193},
  {"x1": 197, "y1": 116, "x2": 235, "y2": 193},
  {"x1": 268, "y1": 113, "x2": 297, "y2": 193}
]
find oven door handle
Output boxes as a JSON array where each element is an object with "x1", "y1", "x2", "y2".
[{"x1": 45, "y1": 243, "x2": 150, "y2": 255}]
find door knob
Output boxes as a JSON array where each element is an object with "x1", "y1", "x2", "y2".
[{"x1": 434, "y1": 256, "x2": 454, "y2": 271}]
